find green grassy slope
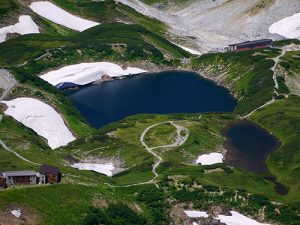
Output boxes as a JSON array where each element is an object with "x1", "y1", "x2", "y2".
[
  {"x1": 1, "y1": 0, "x2": 169, "y2": 46},
  {"x1": 144, "y1": 123, "x2": 177, "y2": 147},
  {"x1": 1, "y1": 112, "x2": 299, "y2": 224},
  {"x1": 192, "y1": 48, "x2": 282, "y2": 115},
  {"x1": 0, "y1": 0, "x2": 299, "y2": 223},
  {"x1": 0, "y1": 22, "x2": 189, "y2": 139},
  {"x1": 141, "y1": 0, "x2": 191, "y2": 6},
  {"x1": 0, "y1": 184, "x2": 98, "y2": 224},
  {"x1": 0, "y1": 0, "x2": 18, "y2": 17},
  {"x1": 0, "y1": 23, "x2": 189, "y2": 68},
  {"x1": 277, "y1": 50, "x2": 300, "y2": 95},
  {"x1": 251, "y1": 97, "x2": 300, "y2": 200},
  {"x1": 52, "y1": 0, "x2": 167, "y2": 34}
]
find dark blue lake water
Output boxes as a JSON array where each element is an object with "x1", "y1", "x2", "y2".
[
  {"x1": 64, "y1": 71, "x2": 237, "y2": 128},
  {"x1": 222, "y1": 120, "x2": 280, "y2": 173}
]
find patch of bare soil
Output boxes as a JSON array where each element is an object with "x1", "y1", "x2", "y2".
[
  {"x1": 5, "y1": 32, "x2": 21, "y2": 41},
  {"x1": 64, "y1": 155, "x2": 80, "y2": 164},
  {"x1": 0, "y1": 207, "x2": 40, "y2": 225},
  {"x1": 92, "y1": 196, "x2": 116, "y2": 208},
  {"x1": 91, "y1": 197, "x2": 142, "y2": 214},
  {"x1": 128, "y1": 203, "x2": 143, "y2": 213}
]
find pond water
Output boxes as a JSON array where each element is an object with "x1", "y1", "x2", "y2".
[
  {"x1": 64, "y1": 71, "x2": 237, "y2": 128},
  {"x1": 222, "y1": 120, "x2": 280, "y2": 173}
]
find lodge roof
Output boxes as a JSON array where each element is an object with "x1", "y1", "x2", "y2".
[
  {"x1": 229, "y1": 39, "x2": 272, "y2": 47},
  {"x1": 40, "y1": 164, "x2": 59, "y2": 175},
  {"x1": 5, "y1": 171, "x2": 37, "y2": 177}
]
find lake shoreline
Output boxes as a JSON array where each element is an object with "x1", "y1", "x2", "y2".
[
  {"x1": 46, "y1": 60, "x2": 234, "y2": 96},
  {"x1": 57, "y1": 67, "x2": 235, "y2": 99},
  {"x1": 64, "y1": 71, "x2": 237, "y2": 128}
]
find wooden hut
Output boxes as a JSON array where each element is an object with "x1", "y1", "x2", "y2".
[{"x1": 39, "y1": 164, "x2": 61, "y2": 184}]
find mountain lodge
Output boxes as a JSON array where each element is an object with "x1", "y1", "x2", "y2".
[
  {"x1": 228, "y1": 39, "x2": 273, "y2": 51},
  {"x1": 0, "y1": 165, "x2": 61, "y2": 189}
]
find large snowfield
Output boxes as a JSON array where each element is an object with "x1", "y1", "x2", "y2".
[
  {"x1": 29, "y1": 1, "x2": 99, "y2": 32},
  {"x1": 0, "y1": 15, "x2": 39, "y2": 43},
  {"x1": 2, "y1": 98, "x2": 75, "y2": 149},
  {"x1": 196, "y1": 152, "x2": 223, "y2": 165},
  {"x1": 40, "y1": 62, "x2": 147, "y2": 86},
  {"x1": 172, "y1": 42, "x2": 202, "y2": 55},
  {"x1": 185, "y1": 210, "x2": 271, "y2": 225},
  {"x1": 217, "y1": 211, "x2": 271, "y2": 225},
  {"x1": 71, "y1": 163, "x2": 115, "y2": 176},
  {"x1": 269, "y1": 13, "x2": 300, "y2": 39}
]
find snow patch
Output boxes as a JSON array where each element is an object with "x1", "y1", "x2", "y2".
[
  {"x1": 2, "y1": 98, "x2": 75, "y2": 149},
  {"x1": 184, "y1": 210, "x2": 209, "y2": 218},
  {"x1": 217, "y1": 211, "x2": 271, "y2": 225},
  {"x1": 0, "y1": 15, "x2": 39, "y2": 43},
  {"x1": 72, "y1": 163, "x2": 115, "y2": 176},
  {"x1": 269, "y1": 13, "x2": 300, "y2": 39},
  {"x1": 184, "y1": 210, "x2": 271, "y2": 225},
  {"x1": 40, "y1": 62, "x2": 147, "y2": 86},
  {"x1": 10, "y1": 209, "x2": 21, "y2": 218},
  {"x1": 196, "y1": 152, "x2": 223, "y2": 165},
  {"x1": 172, "y1": 42, "x2": 202, "y2": 55},
  {"x1": 29, "y1": 1, "x2": 99, "y2": 32}
]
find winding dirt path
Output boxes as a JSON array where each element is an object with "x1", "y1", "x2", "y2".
[
  {"x1": 272, "y1": 48, "x2": 286, "y2": 94},
  {"x1": 0, "y1": 110, "x2": 36, "y2": 165},
  {"x1": 240, "y1": 47, "x2": 286, "y2": 119},
  {"x1": 0, "y1": 139, "x2": 40, "y2": 165},
  {"x1": 107, "y1": 121, "x2": 189, "y2": 187},
  {"x1": 140, "y1": 121, "x2": 189, "y2": 181}
]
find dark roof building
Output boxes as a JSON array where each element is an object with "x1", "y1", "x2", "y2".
[
  {"x1": 40, "y1": 164, "x2": 60, "y2": 175},
  {"x1": 229, "y1": 39, "x2": 273, "y2": 51},
  {"x1": 39, "y1": 165, "x2": 61, "y2": 184}
]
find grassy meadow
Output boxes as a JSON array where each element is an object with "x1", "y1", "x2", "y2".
[{"x1": 0, "y1": 1, "x2": 299, "y2": 223}]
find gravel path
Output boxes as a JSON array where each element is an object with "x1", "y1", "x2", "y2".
[
  {"x1": 240, "y1": 47, "x2": 287, "y2": 119},
  {"x1": 107, "y1": 121, "x2": 189, "y2": 187},
  {"x1": 0, "y1": 139, "x2": 40, "y2": 165},
  {"x1": 272, "y1": 48, "x2": 286, "y2": 94},
  {"x1": 0, "y1": 112, "x2": 39, "y2": 165},
  {"x1": 140, "y1": 121, "x2": 189, "y2": 182}
]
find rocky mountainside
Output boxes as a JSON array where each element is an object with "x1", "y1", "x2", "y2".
[{"x1": 120, "y1": 0, "x2": 300, "y2": 52}]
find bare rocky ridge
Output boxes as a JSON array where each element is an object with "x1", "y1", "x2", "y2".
[{"x1": 118, "y1": 0, "x2": 300, "y2": 52}]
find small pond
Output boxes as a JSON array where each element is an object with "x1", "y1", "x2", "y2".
[{"x1": 222, "y1": 120, "x2": 280, "y2": 173}]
